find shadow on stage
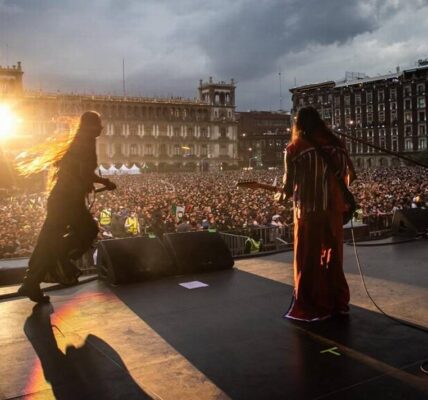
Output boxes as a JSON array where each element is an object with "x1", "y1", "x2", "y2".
[
  {"x1": 107, "y1": 269, "x2": 428, "y2": 400},
  {"x1": 24, "y1": 303, "x2": 150, "y2": 400}
]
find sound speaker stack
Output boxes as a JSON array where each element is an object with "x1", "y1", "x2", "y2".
[
  {"x1": 163, "y1": 231, "x2": 234, "y2": 274},
  {"x1": 96, "y1": 231, "x2": 234, "y2": 284},
  {"x1": 96, "y1": 236, "x2": 174, "y2": 284}
]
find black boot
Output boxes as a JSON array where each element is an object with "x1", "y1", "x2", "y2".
[{"x1": 18, "y1": 276, "x2": 50, "y2": 303}]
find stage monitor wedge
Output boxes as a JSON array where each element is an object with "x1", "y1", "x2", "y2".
[
  {"x1": 391, "y1": 208, "x2": 428, "y2": 237},
  {"x1": 96, "y1": 236, "x2": 175, "y2": 284},
  {"x1": 164, "y1": 231, "x2": 234, "y2": 274}
]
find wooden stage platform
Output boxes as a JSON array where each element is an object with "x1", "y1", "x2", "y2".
[{"x1": 0, "y1": 238, "x2": 427, "y2": 399}]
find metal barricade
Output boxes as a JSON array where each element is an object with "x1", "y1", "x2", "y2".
[{"x1": 220, "y1": 225, "x2": 293, "y2": 257}]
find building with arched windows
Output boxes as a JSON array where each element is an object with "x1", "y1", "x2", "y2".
[{"x1": 0, "y1": 63, "x2": 238, "y2": 171}]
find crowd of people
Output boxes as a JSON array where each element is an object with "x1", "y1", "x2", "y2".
[{"x1": 0, "y1": 167, "x2": 426, "y2": 259}]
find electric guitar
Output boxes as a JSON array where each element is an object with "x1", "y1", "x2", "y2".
[{"x1": 237, "y1": 181, "x2": 287, "y2": 202}]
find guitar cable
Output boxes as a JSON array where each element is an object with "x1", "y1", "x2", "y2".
[{"x1": 349, "y1": 220, "x2": 428, "y2": 375}]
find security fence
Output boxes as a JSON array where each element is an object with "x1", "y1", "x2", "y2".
[{"x1": 220, "y1": 225, "x2": 293, "y2": 257}]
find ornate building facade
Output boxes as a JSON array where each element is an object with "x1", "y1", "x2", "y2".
[
  {"x1": 290, "y1": 60, "x2": 428, "y2": 168},
  {"x1": 0, "y1": 63, "x2": 238, "y2": 171}
]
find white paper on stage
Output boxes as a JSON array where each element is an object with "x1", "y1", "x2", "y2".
[{"x1": 179, "y1": 281, "x2": 209, "y2": 289}]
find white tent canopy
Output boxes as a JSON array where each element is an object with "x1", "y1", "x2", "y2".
[
  {"x1": 98, "y1": 165, "x2": 110, "y2": 175},
  {"x1": 128, "y1": 164, "x2": 141, "y2": 175},
  {"x1": 106, "y1": 165, "x2": 118, "y2": 175},
  {"x1": 119, "y1": 164, "x2": 130, "y2": 174},
  {"x1": 98, "y1": 164, "x2": 141, "y2": 175}
]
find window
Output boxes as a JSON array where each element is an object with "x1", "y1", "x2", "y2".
[
  {"x1": 114, "y1": 143, "x2": 122, "y2": 155},
  {"x1": 390, "y1": 88, "x2": 397, "y2": 101},
  {"x1": 391, "y1": 111, "x2": 397, "y2": 123},
  {"x1": 378, "y1": 90, "x2": 385, "y2": 102},
  {"x1": 344, "y1": 95, "x2": 351, "y2": 106},
  {"x1": 220, "y1": 144, "x2": 227, "y2": 156},
  {"x1": 417, "y1": 83, "x2": 425, "y2": 95},
  {"x1": 404, "y1": 112, "x2": 412, "y2": 123},
  {"x1": 356, "y1": 116, "x2": 362, "y2": 127},
  {"x1": 379, "y1": 112, "x2": 385, "y2": 122},
  {"x1": 418, "y1": 110, "x2": 426, "y2": 122},
  {"x1": 379, "y1": 137, "x2": 386, "y2": 149},
  {"x1": 173, "y1": 144, "x2": 180, "y2": 155},
  {"x1": 345, "y1": 108, "x2": 351, "y2": 116},
  {"x1": 379, "y1": 128, "x2": 386, "y2": 137},
  {"x1": 318, "y1": 95, "x2": 323, "y2": 103},
  {"x1": 405, "y1": 138, "x2": 413, "y2": 151},
  {"x1": 417, "y1": 97, "x2": 426, "y2": 109},
  {"x1": 356, "y1": 106, "x2": 361, "y2": 115},
  {"x1": 404, "y1": 85, "x2": 412, "y2": 97},
  {"x1": 419, "y1": 124, "x2": 426, "y2": 136},
  {"x1": 367, "y1": 104, "x2": 373, "y2": 113},
  {"x1": 419, "y1": 137, "x2": 427, "y2": 150},
  {"x1": 378, "y1": 103, "x2": 385, "y2": 112},
  {"x1": 355, "y1": 94, "x2": 361, "y2": 105},
  {"x1": 390, "y1": 102, "x2": 397, "y2": 111},
  {"x1": 130, "y1": 144, "x2": 138, "y2": 155},
  {"x1": 334, "y1": 96, "x2": 341, "y2": 106},
  {"x1": 391, "y1": 136, "x2": 398, "y2": 152},
  {"x1": 366, "y1": 91, "x2": 373, "y2": 103},
  {"x1": 220, "y1": 127, "x2": 227, "y2": 138},
  {"x1": 144, "y1": 144, "x2": 153, "y2": 155},
  {"x1": 367, "y1": 113, "x2": 373, "y2": 123},
  {"x1": 404, "y1": 99, "x2": 412, "y2": 110},
  {"x1": 405, "y1": 125, "x2": 412, "y2": 136}
]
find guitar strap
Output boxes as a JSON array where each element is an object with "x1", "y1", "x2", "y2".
[{"x1": 304, "y1": 135, "x2": 356, "y2": 212}]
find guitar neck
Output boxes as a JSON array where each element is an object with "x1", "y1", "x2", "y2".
[{"x1": 255, "y1": 183, "x2": 278, "y2": 192}]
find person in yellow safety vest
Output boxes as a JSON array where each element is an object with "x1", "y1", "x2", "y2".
[
  {"x1": 245, "y1": 236, "x2": 261, "y2": 254},
  {"x1": 99, "y1": 208, "x2": 112, "y2": 227},
  {"x1": 124, "y1": 211, "x2": 140, "y2": 236}
]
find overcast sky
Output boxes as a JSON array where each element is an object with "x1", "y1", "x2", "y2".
[{"x1": 1, "y1": 0, "x2": 428, "y2": 111}]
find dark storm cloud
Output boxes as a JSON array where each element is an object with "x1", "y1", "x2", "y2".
[
  {"x1": 196, "y1": 0, "x2": 380, "y2": 80},
  {"x1": 0, "y1": 0, "x2": 427, "y2": 109}
]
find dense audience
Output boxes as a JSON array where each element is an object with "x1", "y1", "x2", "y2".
[{"x1": 0, "y1": 167, "x2": 426, "y2": 259}]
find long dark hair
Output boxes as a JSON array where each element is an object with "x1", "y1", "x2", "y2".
[
  {"x1": 16, "y1": 111, "x2": 101, "y2": 191},
  {"x1": 292, "y1": 106, "x2": 339, "y2": 144}
]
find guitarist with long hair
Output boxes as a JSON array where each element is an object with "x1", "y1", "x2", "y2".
[
  {"x1": 18, "y1": 111, "x2": 116, "y2": 303},
  {"x1": 282, "y1": 106, "x2": 356, "y2": 321}
]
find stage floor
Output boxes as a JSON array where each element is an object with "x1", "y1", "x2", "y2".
[{"x1": 1, "y1": 239, "x2": 427, "y2": 399}]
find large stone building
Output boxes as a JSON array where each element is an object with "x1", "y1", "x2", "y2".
[
  {"x1": 290, "y1": 60, "x2": 428, "y2": 168},
  {"x1": 0, "y1": 63, "x2": 238, "y2": 171},
  {"x1": 237, "y1": 111, "x2": 291, "y2": 168}
]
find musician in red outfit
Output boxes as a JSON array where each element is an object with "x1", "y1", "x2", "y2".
[{"x1": 282, "y1": 107, "x2": 356, "y2": 321}]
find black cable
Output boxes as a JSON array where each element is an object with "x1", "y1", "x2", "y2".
[
  {"x1": 350, "y1": 220, "x2": 428, "y2": 375},
  {"x1": 333, "y1": 129, "x2": 428, "y2": 170}
]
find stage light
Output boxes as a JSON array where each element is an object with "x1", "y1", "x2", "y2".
[{"x1": 0, "y1": 104, "x2": 21, "y2": 140}]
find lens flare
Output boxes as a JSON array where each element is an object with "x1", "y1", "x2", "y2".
[{"x1": 0, "y1": 104, "x2": 20, "y2": 139}]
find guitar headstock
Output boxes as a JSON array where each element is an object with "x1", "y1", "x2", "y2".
[{"x1": 237, "y1": 181, "x2": 262, "y2": 190}]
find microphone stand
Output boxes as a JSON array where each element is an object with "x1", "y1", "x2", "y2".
[{"x1": 332, "y1": 129, "x2": 428, "y2": 170}]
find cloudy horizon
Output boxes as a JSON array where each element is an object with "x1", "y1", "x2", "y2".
[{"x1": 1, "y1": 0, "x2": 428, "y2": 111}]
